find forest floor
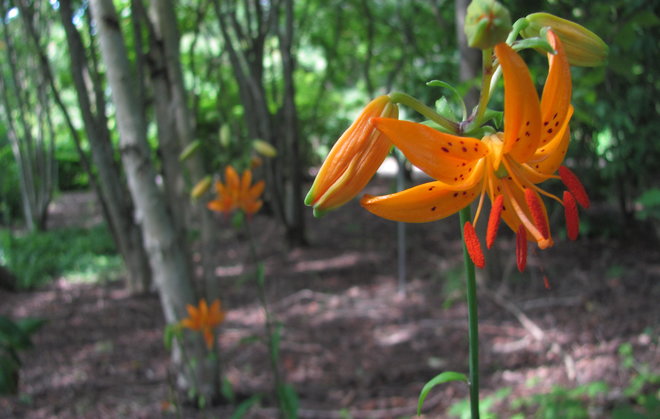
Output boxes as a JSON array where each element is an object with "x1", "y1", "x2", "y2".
[{"x1": 1, "y1": 178, "x2": 659, "y2": 418}]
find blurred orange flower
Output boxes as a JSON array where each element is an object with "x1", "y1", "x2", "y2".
[
  {"x1": 207, "y1": 166, "x2": 265, "y2": 216},
  {"x1": 180, "y1": 299, "x2": 225, "y2": 349}
]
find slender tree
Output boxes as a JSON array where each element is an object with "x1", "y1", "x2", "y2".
[{"x1": 89, "y1": 0, "x2": 215, "y2": 398}]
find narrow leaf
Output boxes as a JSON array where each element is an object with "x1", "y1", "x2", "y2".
[{"x1": 417, "y1": 371, "x2": 468, "y2": 415}]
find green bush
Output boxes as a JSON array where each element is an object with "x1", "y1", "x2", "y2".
[
  {"x1": 0, "y1": 315, "x2": 46, "y2": 394},
  {"x1": 0, "y1": 225, "x2": 121, "y2": 289}
]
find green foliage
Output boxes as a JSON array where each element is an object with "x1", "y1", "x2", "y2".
[
  {"x1": 418, "y1": 371, "x2": 469, "y2": 415},
  {"x1": 0, "y1": 315, "x2": 46, "y2": 394},
  {"x1": 0, "y1": 225, "x2": 121, "y2": 289},
  {"x1": 0, "y1": 144, "x2": 22, "y2": 225},
  {"x1": 635, "y1": 188, "x2": 660, "y2": 221},
  {"x1": 449, "y1": 387, "x2": 512, "y2": 418},
  {"x1": 511, "y1": 381, "x2": 608, "y2": 418}
]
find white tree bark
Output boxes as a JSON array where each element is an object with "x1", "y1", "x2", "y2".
[{"x1": 89, "y1": 0, "x2": 209, "y2": 395}]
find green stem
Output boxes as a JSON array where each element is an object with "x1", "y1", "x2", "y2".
[
  {"x1": 244, "y1": 220, "x2": 286, "y2": 413},
  {"x1": 459, "y1": 206, "x2": 480, "y2": 419},
  {"x1": 466, "y1": 48, "x2": 494, "y2": 134},
  {"x1": 389, "y1": 91, "x2": 460, "y2": 134}
]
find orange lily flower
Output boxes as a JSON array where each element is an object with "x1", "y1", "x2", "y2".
[
  {"x1": 208, "y1": 166, "x2": 265, "y2": 216},
  {"x1": 180, "y1": 299, "x2": 225, "y2": 349},
  {"x1": 361, "y1": 31, "x2": 589, "y2": 270},
  {"x1": 305, "y1": 95, "x2": 399, "y2": 216}
]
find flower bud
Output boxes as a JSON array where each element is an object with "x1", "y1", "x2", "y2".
[
  {"x1": 305, "y1": 95, "x2": 398, "y2": 217},
  {"x1": 253, "y1": 139, "x2": 277, "y2": 157},
  {"x1": 191, "y1": 176, "x2": 213, "y2": 199},
  {"x1": 179, "y1": 140, "x2": 202, "y2": 162},
  {"x1": 521, "y1": 13, "x2": 608, "y2": 67},
  {"x1": 464, "y1": 0, "x2": 511, "y2": 50}
]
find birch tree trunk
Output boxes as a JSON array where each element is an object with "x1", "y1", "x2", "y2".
[
  {"x1": 146, "y1": 0, "x2": 221, "y2": 300},
  {"x1": 58, "y1": 0, "x2": 151, "y2": 293},
  {"x1": 89, "y1": 0, "x2": 214, "y2": 398}
]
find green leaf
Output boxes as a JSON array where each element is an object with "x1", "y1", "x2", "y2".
[
  {"x1": 256, "y1": 262, "x2": 266, "y2": 288},
  {"x1": 277, "y1": 383, "x2": 299, "y2": 419},
  {"x1": 417, "y1": 371, "x2": 468, "y2": 415},
  {"x1": 221, "y1": 377, "x2": 235, "y2": 403},
  {"x1": 230, "y1": 394, "x2": 261, "y2": 419},
  {"x1": 427, "y1": 80, "x2": 467, "y2": 120}
]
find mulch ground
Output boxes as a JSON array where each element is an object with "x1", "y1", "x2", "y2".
[{"x1": 1, "y1": 182, "x2": 658, "y2": 418}]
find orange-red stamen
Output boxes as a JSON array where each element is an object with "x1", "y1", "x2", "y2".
[
  {"x1": 559, "y1": 166, "x2": 590, "y2": 209},
  {"x1": 486, "y1": 195, "x2": 504, "y2": 249},
  {"x1": 543, "y1": 275, "x2": 551, "y2": 290},
  {"x1": 563, "y1": 191, "x2": 579, "y2": 240},
  {"x1": 516, "y1": 224, "x2": 527, "y2": 272},
  {"x1": 463, "y1": 221, "x2": 485, "y2": 269},
  {"x1": 525, "y1": 189, "x2": 550, "y2": 239}
]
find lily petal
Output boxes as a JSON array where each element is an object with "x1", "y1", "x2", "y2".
[
  {"x1": 360, "y1": 177, "x2": 483, "y2": 223},
  {"x1": 526, "y1": 106, "x2": 573, "y2": 181},
  {"x1": 372, "y1": 118, "x2": 487, "y2": 185},
  {"x1": 225, "y1": 166, "x2": 240, "y2": 193},
  {"x1": 540, "y1": 30, "x2": 572, "y2": 147},
  {"x1": 495, "y1": 43, "x2": 542, "y2": 163}
]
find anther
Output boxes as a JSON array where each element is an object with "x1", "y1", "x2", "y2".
[
  {"x1": 525, "y1": 189, "x2": 549, "y2": 239},
  {"x1": 463, "y1": 221, "x2": 485, "y2": 269},
  {"x1": 563, "y1": 191, "x2": 579, "y2": 240},
  {"x1": 559, "y1": 166, "x2": 590, "y2": 209},
  {"x1": 486, "y1": 195, "x2": 504, "y2": 249},
  {"x1": 516, "y1": 225, "x2": 527, "y2": 272}
]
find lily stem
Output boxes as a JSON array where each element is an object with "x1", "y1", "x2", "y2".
[
  {"x1": 459, "y1": 206, "x2": 480, "y2": 419},
  {"x1": 389, "y1": 91, "x2": 460, "y2": 134}
]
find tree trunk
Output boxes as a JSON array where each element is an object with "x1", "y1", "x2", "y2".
[
  {"x1": 277, "y1": 0, "x2": 306, "y2": 246},
  {"x1": 89, "y1": 0, "x2": 212, "y2": 397},
  {"x1": 145, "y1": 0, "x2": 221, "y2": 396},
  {"x1": 454, "y1": 0, "x2": 481, "y2": 110},
  {"x1": 58, "y1": 0, "x2": 151, "y2": 294}
]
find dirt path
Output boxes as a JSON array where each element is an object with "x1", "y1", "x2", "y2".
[{"x1": 1, "y1": 189, "x2": 658, "y2": 418}]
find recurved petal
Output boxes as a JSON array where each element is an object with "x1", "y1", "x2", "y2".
[
  {"x1": 372, "y1": 118, "x2": 487, "y2": 184},
  {"x1": 248, "y1": 180, "x2": 265, "y2": 200},
  {"x1": 526, "y1": 106, "x2": 573, "y2": 181},
  {"x1": 495, "y1": 43, "x2": 542, "y2": 163},
  {"x1": 225, "y1": 166, "x2": 240, "y2": 192},
  {"x1": 240, "y1": 170, "x2": 253, "y2": 193},
  {"x1": 360, "y1": 179, "x2": 483, "y2": 223},
  {"x1": 540, "y1": 30, "x2": 572, "y2": 147}
]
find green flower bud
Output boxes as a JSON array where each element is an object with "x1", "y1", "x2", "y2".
[
  {"x1": 521, "y1": 13, "x2": 608, "y2": 67},
  {"x1": 464, "y1": 0, "x2": 512, "y2": 50}
]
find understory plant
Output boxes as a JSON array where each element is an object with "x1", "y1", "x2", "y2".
[{"x1": 305, "y1": 0, "x2": 607, "y2": 417}]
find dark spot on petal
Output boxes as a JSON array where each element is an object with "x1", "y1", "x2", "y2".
[
  {"x1": 516, "y1": 137, "x2": 520, "y2": 142},
  {"x1": 525, "y1": 131, "x2": 531, "y2": 137},
  {"x1": 526, "y1": 121, "x2": 530, "y2": 126},
  {"x1": 431, "y1": 206, "x2": 437, "y2": 211},
  {"x1": 554, "y1": 121, "x2": 559, "y2": 127},
  {"x1": 442, "y1": 147, "x2": 449, "y2": 153},
  {"x1": 448, "y1": 142, "x2": 453, "y2": 146},
  {"x1": 462, "y1": 191, "x2": 467, "y2": 196},
  {"x1": 428, "y1": 186, "x2": 435, "y2": 191},
  {"x1": 543, "y1": 121, "x2": 549, "y2": 126},
  {"x1": 462, "y1": 147, "x2": 468, "y2": 152},
  {"x1": 547, "y1": 128, "x2": 553, "y2": 134},
  {"x1": 453, "y1": 192, "x2": 459, "y2": 197},
  {"x1": 552, "y1": 112, "x2": 558, "y2": 120}
]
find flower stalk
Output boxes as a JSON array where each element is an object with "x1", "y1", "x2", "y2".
[{"x1": 459, "y1": 206, "x2": 480, "y2": 418}]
